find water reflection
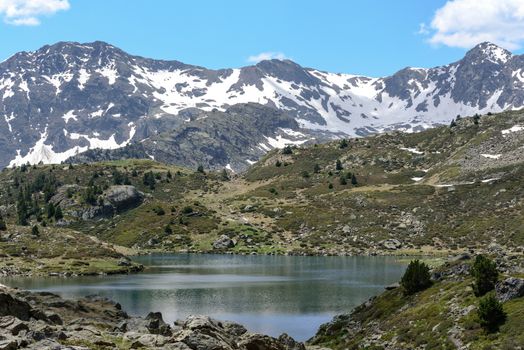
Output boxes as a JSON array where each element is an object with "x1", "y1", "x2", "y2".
[{"x1": 1, "y1": 254, "x2": 406, "y2": 341}]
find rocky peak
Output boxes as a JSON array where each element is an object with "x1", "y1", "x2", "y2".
[{"x1": 463, "y1": 42, "x2": 513, "y2": 65}]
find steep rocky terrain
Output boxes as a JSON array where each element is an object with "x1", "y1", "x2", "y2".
[{"x1": 3, "y1": 41, "x2": 524, "y2": 169}]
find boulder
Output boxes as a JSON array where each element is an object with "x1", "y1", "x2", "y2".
[
  {"x1": 103, "y1": 185, "x2": 144, "y2": 212},
  {"x1": 213, "y1": 235, "x2": 235, "y2": 250},
  {"x1": 145, "y1": 312, "x2": 171, "y2": 336},
  {"x1": 381, "y1": 239, "x2": 402, "y2": 250},
  {"x1": 496, "y1": 277, "x2": 524, "y2": 302}
]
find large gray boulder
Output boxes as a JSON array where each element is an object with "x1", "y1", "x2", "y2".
[
  {"x1": 103, "y1": 185, "x2": 144, "y2": 212},
  {"x1": 212, "y1": 235, "x2": 235, "y2": 250},
  {"x1": 496, "y1": 277, "x2": 524, "y2": 302}
]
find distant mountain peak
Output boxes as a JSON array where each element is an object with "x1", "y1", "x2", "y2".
[{"x1": 464, "y1": 41, "x2": 512, "y2": 64}]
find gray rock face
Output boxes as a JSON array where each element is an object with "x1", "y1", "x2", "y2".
[
  {"x1": 2, "y1": 41, "x2": 524, "y2": 169},
  {"x1": 103, "y1": 185, "x2": 144, "y2": 212},
  {"x1": 496, "y1": 277, "x2": 524, "y2": 302},
  {"x1": 213, "y1": 235, "x2": 235, "y2": 250}
]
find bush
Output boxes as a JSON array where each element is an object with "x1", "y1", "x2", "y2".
[
  {"x1": 182, "y1": 206, "x2": 193, "y2": 214},
  {"x1": 400, "y1": 260, "x2": 432, "y2": 295},
  {"x1": 31, "y1": 225, "x2": 39, "y2": 236},
  {"x1": 336, "y1": 159, "x2": 343, "y2": 171},
  {"x1": 471, "y1": 255, "x2": 498, "y2": 296},
  {"x1": 477, "y1": 294, "x2": 506, "y2": 333},
  {"x1": 282, "y1": 146, "x2": 293, "y2": 155},
  {"x1": 0, "y1": 216, "x2": 6, "y2": 231}
]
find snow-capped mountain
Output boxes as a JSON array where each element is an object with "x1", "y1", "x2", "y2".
[{"x1": 1, "y1": 41, "x2": 523, "y2": 169}]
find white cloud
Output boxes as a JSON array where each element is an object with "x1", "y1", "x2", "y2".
[
  {"x1": 424, "y1": 0, "x2": 524, "y2": 50},
  {"x1": 0, "y1": 0, "x2": 70, "y2": 26},
  {"x1": 247, "y1": 52, "x2": 288, "y2": 63}
]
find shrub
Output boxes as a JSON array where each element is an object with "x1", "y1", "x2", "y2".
[
  {"x1": 282, "y1": 146, "x2": 293, "y2": 155},
  {"x1": 339, "y1": 139, "x2": 349, "y2": 149},
  {"x1": 313, "y1": 164, "x2": 321, "y2": 173},
  {"x1": 275, "y1": 160, "x2": 282, "y2": 167},
  {"x1": 471, "y1": 255, "x2": 498, "y2": 296},
  {"x1": 336, "y1": 159, "x2": 343, "y2": 171},
  {"x1": 197, "y1": 165, "x2": 205, "y2": 173},
  {"x1": 400, "y1": 260, "x2": 432, "y2": 295},
  {"x1": 182, "y1": 206, "x2": 193, "y2": 214},
  {"x1": 153, "y1": 206, "x2": 165, "y2": 216},
  {"x1": 339, "y1": 176, "x2": 347, "y2": 185},
  {"x1": 54, "y1": 206, "x2": 63, "y2": 220},
  {"x1": 477, "y1": 294, "x2": 506, "y2": 333},
  {"x1": 0, "y1": 216, "x2": 6, "y2": 231},
  {"x1": 31, "y1": 225, "x2": 39, "y2": 236}
]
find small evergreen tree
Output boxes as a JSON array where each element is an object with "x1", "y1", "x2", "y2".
[
  {"x1": 31, "y1": 225, "x2": 39, "y2": 236},
  {"x1": 17, "y1": 189, "x2": 28, "y2": 226},
  {"x1": 282, "y1": 145, "x2": 293, "y2": 155},
  {"x1": 471, "y1": 255, "x2": 498, "y2": 296},
  {"x1": 131, "y1": 169, "x2": 138, "y2": 177},
  {"x1": 143, "y1": 171, "x2": 156, "y2": 190},
  {"x1": 197, "y1": 165, "x2": 205, "y2": 174},
  {"x1": 450, "y1": 119, "x2": 457, "y2": 128},
  {"x1": 328, "y1": 183, "x2": 333, "y2": 189},
  {"x1": 339, "y1": 175, "x2": 347, "y2": 185},
  {"x1": 351, "y1": 174, "x2": 358, "y2": 186},
  {"x1": 275, "y1": 160, "x2": 282, "y2": 167},
  {"x1": 46, "y1": 202, "x2": 55, "y2": 219},
  {"x1": 0, "y1": 215, "x2": 6, "y2": 231},
  {"x1": 54, "y1": 206, "x2": 63, "y2": 221},
  {"x1": 302, "y1": 171, "x2": 310, "y2": 179},
  {"x1": 336, "y1": 159, "x2": 343, "y2": 171},
  {"x1": 339, "y1": 139, "x2": 349, "y2": 149},
  {"x1": 473, "y1": 114, "x2": 480, "y2": 125},
  {"x1": 167, "y1": 170, "x2": 173, "y2": 179},
  {"x1": 400, "y1": 260, "x2": 432, "y2": 295},
  {"x1": 164, "y1": 224, "x2": 173, "y2": 235},
  {"x1": 313, "y1": 164, "x2": 321, "y2": 173},
  {"x1": 477, "y1": 294, "x2": 506, "y2": 333}
]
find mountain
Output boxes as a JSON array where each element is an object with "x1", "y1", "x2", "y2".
[{"x1": 2, "y1": 41, "x2": 524, "y2": 169}]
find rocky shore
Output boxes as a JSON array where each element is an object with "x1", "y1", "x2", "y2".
[{"x1": 0, "y1": 284, "x2": 307, "y2": 350}]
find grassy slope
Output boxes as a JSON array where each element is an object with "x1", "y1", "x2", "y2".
[
  {"x1": 309, "y1": 260, "x2": 524, "y2": 350},
  {"x1": 0, "y1": 111, "x2": 523, "y2": 260}
]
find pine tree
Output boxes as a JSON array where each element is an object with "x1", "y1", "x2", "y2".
[
  {"x1": 17, "y1": 189, "x2": 28, "y2": 226},
  {"x1": 164, "y1": 224, "x2": 173, "y2": 235},
  {"x1": 31, "y1": 225, "x2": 39, "y2": 236},
  {"x1": 197, "y1": 165, "x2": 205, "y2": 174},
  {"x1": 143, "y1": 171, "x2": 156, "y2": 190},
  {"x1": 167, "y1": 170, "x2": 173, "y2": 179},
  {"x1": 46, "y1": 202, "x2": 55, "y2": 219},
  {"x1": 351, "y1": 174, "x2": 358, "y2": 186},
  {"x1": 0, "y1": 215, "x2": 7, "y2": 231},
  {"x1": 400, "y1": 260, "x2": 432, "y2": 295},
  {"x1": 471, "y1": 255, "x2": 498, "y2": 296},
  {"x1": 336, "y1": 159, "x2": 343, "y2": 171},
  {"x1": 450, "y1": 119, "x2": 457, "y2": 128},
  {"x1": 339, "y1": 139, "x2": 349, "y2": 149},
  {"x1": 282, "y1": 145, "x2": 293, "y2": 155},
  {"x1": 54, "y1": 206, "x2": 63, "y2": 221},
  {"x1": 477, "y1": 294, "x2": 506, "y2": 333},
  {"x1": 313, "y1": 164, "x2": 321, "y2": 173}
]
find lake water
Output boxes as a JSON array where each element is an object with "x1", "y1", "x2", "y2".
[{"x1": 1, "y1": 254, "x2": 407, "y2": 341}]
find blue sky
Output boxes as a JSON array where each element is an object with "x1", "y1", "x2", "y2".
[{"x1": 1, "y1": 0, "x2": 524, "y2": 76}]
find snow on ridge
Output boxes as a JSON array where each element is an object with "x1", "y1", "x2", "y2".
[
  {"x1": 62, "y1": 110, "x2": 77, "y2": 123},
  {"x1": 400, "y1": 147, "x2": 424, "y2": 155},
  {"x1": 480, "y1": 153, "x2": 501, "y2": 159},
  {"x1": 501, "y1": 125, "x2": 524, "y2": 135}
]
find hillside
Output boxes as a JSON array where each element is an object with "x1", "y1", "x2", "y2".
[
  {"x1": 3, "y1": 41, "x2": 524, "y2": 170},
  {"x1": 309, "y1": 255, "x2": 524, "y2": 349},
  {"x1": 0, "y1": 110, "x2": 523, "y2": 274}
]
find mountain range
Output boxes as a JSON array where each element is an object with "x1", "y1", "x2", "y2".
[{"x1": 1, "y1": 41, "x2": 524, "y2": 170}]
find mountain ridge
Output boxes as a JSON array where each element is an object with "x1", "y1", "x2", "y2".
[{"x1": 2, "y1": 40, "x2": 524, "y2": 170}]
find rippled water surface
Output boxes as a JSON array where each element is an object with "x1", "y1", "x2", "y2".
[{"x1": 2, "y1": 254, "x2": 407, "y2": 341}]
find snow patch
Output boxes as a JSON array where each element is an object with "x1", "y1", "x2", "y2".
[{"x1": 480, "y1": 153, "x2": 501, "y2": 159}]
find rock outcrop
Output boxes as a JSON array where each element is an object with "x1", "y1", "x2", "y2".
[{"x1": 0, "y1": 284, "x2": 303, "y2": 349}]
